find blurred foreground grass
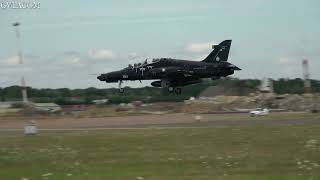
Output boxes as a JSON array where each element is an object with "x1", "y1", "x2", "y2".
[
  {"x1": 202, "y1": 112, "x2": 320, "y2": 121},
  {"x1": 0, "y1": 125, "x2": 320, "y2": 180}
]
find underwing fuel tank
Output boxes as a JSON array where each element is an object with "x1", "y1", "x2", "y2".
[
  {"x1": 151, "y1": 81, "x2": 162, "y2": 87},
  {"x1": 151, "y1": 80, "x2": 171, "y2": 88},
  {"x1": 151, "y1": 79, "x2": 202, "y2": 87}
]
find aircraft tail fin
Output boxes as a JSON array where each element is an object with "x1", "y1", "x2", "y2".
[{"x1": 202, "y1": 40, "x2": 232, "y2": 63}]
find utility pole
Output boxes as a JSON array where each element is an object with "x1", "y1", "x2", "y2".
[
  {"x1": 13, "y1": 22, "x2": 28, "y2": 103},
  {"x1": 302, "y1": 59, "x2": 311, "y2": 94}
]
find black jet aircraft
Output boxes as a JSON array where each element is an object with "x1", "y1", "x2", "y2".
[{"x1": 97, "y1": 40, "x2": 241, "y2": 94}]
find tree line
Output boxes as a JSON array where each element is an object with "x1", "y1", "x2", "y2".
[{"x1": 0, "y1": 78, "x2": 319, "y2": 105}]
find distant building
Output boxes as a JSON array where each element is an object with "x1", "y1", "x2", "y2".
[
  {"x1": 259, "y1": 78, "x2": 273, "y2": 93},
  {"x1": 30, "y1": 103, "x2": 61, "y2": 112},
  {"x1": 61, "y1": 104, "x2": 93, "y2": 112},
  {"x1": 92, "y1": 99, "x2": 109, "y2": 105},
  {"x1": 0, "y1": 101, "x2": 21, "y2": 109},
  {"x1": 0, "y1": 101, "x2": 23, "y2": 113}
]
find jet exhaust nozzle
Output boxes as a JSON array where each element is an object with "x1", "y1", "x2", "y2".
[{"x1": 228, "y1": 64, "x2": 241, "y2": 71}]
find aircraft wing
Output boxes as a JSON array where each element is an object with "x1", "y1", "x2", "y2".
[
  {"x1": 150, "y1": 67, "x2": 200, "y2": 86},
  {"x1": 165, "y1": 70, "x2": 194, "y2": 79},
  {"x1": 150, "y1": 67, "x2": 192, "y2": 78},
  {"x1": 161, "y1": 69, "x2": 202, "y2": 87}
]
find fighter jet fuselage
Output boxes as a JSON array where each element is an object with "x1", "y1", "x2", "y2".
[{"x1": 97, "y1": 40, "x2": 241, "y2": 94}]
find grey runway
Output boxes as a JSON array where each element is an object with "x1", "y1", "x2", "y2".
[{"x1": 1, "y1": 117, "x2": 319, "y2": 132}]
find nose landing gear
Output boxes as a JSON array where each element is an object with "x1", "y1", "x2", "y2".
[
  {"x1": 168, "y1": 86, "x2": 174, "y2": 93},
  {"x1": 174, "y1": 88, "x2": 182, "y2": 95}
]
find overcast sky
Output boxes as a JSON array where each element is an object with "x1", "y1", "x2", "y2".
[{"x1": 0, "y1": 0, "x2": 319, "y2": 89}]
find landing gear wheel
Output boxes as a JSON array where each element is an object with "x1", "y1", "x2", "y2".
[
  {"x1": 174, "y1": 88, "x2": 182, "y2": 95},
  {"x1": 118, "y1": 80, "x2": 124, "y2": 93},
  {"x1": 168, "y1": 86, "x2": 174, "y2": 93}
]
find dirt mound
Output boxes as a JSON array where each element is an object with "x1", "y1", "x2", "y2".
[
  {"x1": 200, "y1": 80, "x2": 257, "y2": 97},
  {"x1": 183, "y1": 93, "x2": 320, "y2": 113}
]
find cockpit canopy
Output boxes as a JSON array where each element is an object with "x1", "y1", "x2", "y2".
[
  {"x1": 152, "y1": 58, "x2": 171, "y2": 63},
  {"x1": 125, "y1": 59, "x2": 149, "y2": 69},
  {"x1": 125, "y1": 58, "x2": 171, "y2": 70}
]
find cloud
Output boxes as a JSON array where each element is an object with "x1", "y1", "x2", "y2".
[
  {"x1": 278, "y1": 57, "x2": 290, "y2": 65},
  {"x1": 64, "y1": 56, "x2": 81, "y2": 65},
  {"x1": 1, "y1": 54, "x2": 40, "y2": 67},
  {"x1": 186, "y1": 42, "x2": 213, "y2": 53},
  {"x1": 3, "y1": 55, "x2": 20, "y2": 66},
  {"x1": 128, "y1": 52, "x2": 138, "y2": 59},
  {"x1": 276, "y1": 57, "x2": 301, "y2": 78},
  {"x1": 195, "y1": 54, "x2": 208, "y2": 61},
  {"x1": 127, "y1": 52, "x2": 150, "y2": 62},
  {"x1": 63, "y1": 51, "x2": 80, "y2": 56},
  {"x1": 135, "y1": 5, "x2": 210, "y2": 14},
  {"x1": 88, "y1": 49, "x2": 115, "y2": 60},
  {"x1": 60, "y1": 50, "x2": 86, "y2": 67}
]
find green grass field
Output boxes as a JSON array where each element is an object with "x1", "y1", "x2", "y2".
[
  {"x1": 1, "y1": 125, "x2": 320, "y2": 180},
  {"x1": 202, "y1": 112, "x2": 320, "y2": 121}
]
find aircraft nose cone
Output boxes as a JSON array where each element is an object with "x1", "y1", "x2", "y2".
[{"x1": 97, "y1": 75, "x2": 105, "y2": 81}]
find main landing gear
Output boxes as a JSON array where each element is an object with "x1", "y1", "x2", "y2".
[
  {"x1": 119, "y1": 80, "x2": 124, "y2": 93},
  {"x1": 168, "y1": 87, "x2": 182, "y2": 95}
]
